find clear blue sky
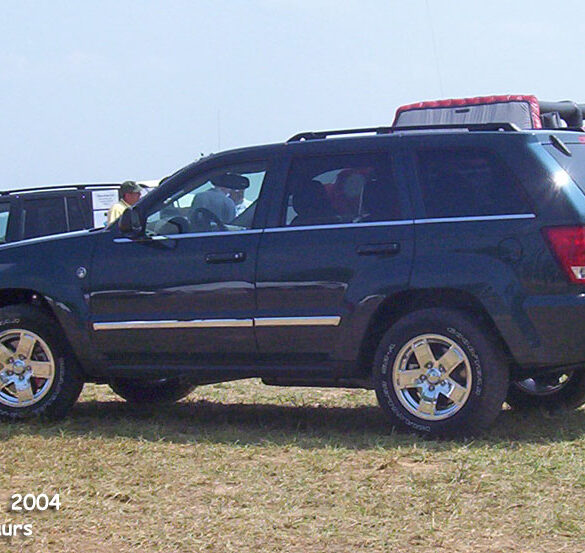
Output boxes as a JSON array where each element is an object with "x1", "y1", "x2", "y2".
[{"x1": 1, "y1": 0, "x2": 584, "y2": 188}]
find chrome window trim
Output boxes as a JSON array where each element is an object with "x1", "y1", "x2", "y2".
[
  {"x1": 93, "y1": 316, "x2": 341, "y2": 331},
  {"x1": 93, "y1": 319, "x2": 254, "y2": 330},
  {"x1": 264, "y1": 214, "x2": 535, "y2": 233},
  {"x1": 254, "y1": 316, "x2": 341, "y2": 327},
  {"x1": 113, "y1": 214, "x2": 537, "y2": 243},
  {"x1": 414, "y1": 214, "x2": 536, "y2": 224},
  {"x1": 265, "y1": 221, "x2": 413, "y2": 233}
]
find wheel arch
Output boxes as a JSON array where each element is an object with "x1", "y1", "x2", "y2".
[
  {"x1": 357, "y1": 288, "x2": 514, "y2": 377},
  {"x1": 0, "y1": 288, "x2": 87, "y2": 375},
  {"x1": 0, "y1": 288, "x2": 55, "y2": 316}
]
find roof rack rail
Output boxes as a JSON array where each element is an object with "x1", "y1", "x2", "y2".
[
  {"x1": 287, "y1": 122, "x2": 520, "y2": 142},
  {"x1": 287, "y1": 127, "x2": 393, "y2": 142},
  {"x1": 0, "y1": 182, "x2": 138, "y2": 196},
  {"x1": 391, "y1": 122, "x2": 521, "y2": 132}
]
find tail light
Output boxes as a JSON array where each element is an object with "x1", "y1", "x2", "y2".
[{"x1": 544, "y1": 226, "x2": 585, "y2": 283}]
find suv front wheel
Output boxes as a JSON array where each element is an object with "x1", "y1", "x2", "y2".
[
  {"x1": 0, "y1": 304, "x2": 84, "y2": 421},
  {"x1": 373, "y1": 308, "x2": 508, "y2": 438}
]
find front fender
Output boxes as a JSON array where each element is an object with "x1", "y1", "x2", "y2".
[{"x1": 0, "y1": 230, "x2": 104, "y2": 371}]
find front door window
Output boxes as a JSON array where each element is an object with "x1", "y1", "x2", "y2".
[{"x1": 146, "y1": 162, "x2": 267, "y2": 235}]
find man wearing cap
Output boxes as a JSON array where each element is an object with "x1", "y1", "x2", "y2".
[
  {"x1": 107, "y1": 181, "x2": 142, "y2": 224},
  {"x1": 190, "y1": 173, "x2": 249, "y2": 226}
]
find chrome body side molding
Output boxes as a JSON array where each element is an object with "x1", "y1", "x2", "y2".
[{"x1": 93, "y1": 315, "x2": 341, "y2": 331}]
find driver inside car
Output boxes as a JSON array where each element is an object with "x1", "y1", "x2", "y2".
[{"x1": 190, "y1": 173, "x2": 250, "y2": 230}]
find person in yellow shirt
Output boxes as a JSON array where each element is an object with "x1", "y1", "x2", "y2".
[{"x1": 107, "y1": 181, "x2": 142, "y2": 224}]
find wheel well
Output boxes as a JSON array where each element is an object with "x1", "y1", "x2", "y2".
[
  {"x1": 357, "y1": 288, "x2": 514, "y2": 376},
  {"x1": 0, "y1": 289, "x2": 58, "y2": 321},
  {"x1": 0, "y1": 288, "x2": 88, "y2": 375}
]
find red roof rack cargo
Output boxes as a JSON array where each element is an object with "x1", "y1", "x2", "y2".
[{"x1": 393, "y1": 95, "x2": 585, "y2": 130}]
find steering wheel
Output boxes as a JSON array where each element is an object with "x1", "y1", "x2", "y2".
[
  {"x1": 189, "y1": 207, "x2": 227, "y2": 231},
  {"x1": 153, "y1": 215, "x2": 191, "y2": 235}
]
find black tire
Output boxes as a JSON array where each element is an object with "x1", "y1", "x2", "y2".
[
  {"x1": 507, "y1": 370, "x2": 585, "y2": 411},
  {"x1": 0, "y1": 304, "x2": 84, "y2": 421},
  {"x1": 109, "y1": 377, "x2": 196, "y2": 404},
  {"x1": 373, "y1": 308, "x2": 509, "y2": 438}
]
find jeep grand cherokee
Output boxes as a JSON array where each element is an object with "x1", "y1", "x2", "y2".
[{"x1": 0, "y1": 123, "x2": 584, "y2": 437}]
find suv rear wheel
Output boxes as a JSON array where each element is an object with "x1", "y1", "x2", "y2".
[
  {"x1": 507, "y1": 371, "x2": 585, "y2": 411},
  {"x1": 0, "y1": 304, "x2": 84, "y2": 420},
  {"x1": 373, "y1": 308, "x2": 508, "y2": 438}
]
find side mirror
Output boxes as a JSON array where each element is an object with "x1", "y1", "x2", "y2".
[{"x1": 118, "y1": 208, "x2": 145, "y2": 237}]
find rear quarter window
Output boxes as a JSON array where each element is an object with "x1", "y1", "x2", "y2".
[
  {"x1": 416, "y1": 148, "x2": 531, "y2": 218},
  {"x1": 544, "y1": 143, "x2": 585, "y2": 193}
]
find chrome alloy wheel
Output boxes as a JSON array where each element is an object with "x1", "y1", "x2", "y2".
[
  {"x1": 0, "y1": 329, "x2": 55, "y2": 408},
  {"x1": 392, "y1": 333, "x2": 472, "y2": 421}
]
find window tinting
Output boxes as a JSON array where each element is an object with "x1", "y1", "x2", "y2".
[
  {"x1": 23, "y1": 198, "x2": 67, "y2": 239},
  {"x1": 416, "y1": 149, "x2": 530, "y2": 218},
  {"x1": 66, "y1": 196, "x2": 87, "y2": 231},
  {"x1": 283, "y1": 152, "x2": 402, "y2": 226}
]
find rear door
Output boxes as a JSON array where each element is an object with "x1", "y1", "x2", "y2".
[{"x1": 255, "y1": 142, "x2": 414, "y2": 361}]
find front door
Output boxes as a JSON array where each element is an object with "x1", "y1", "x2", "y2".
[{"x1": 89, "y1": 160, "x2": 269, "y2": 365}]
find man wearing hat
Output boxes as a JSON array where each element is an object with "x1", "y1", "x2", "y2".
[
  {"x1": 190, "y1": 173, "x2": 249, "y2": 226},
  {"x1": 107, "y1": 181, "x2": 142, "y2": 224}
]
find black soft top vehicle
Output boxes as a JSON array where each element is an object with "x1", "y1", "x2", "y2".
[
  {"x1": 2, "y1": 112, "x2": 585, "y2": 437},
  {"x1": 0, "y1": 182, "x2": 155, "y2": 244}
]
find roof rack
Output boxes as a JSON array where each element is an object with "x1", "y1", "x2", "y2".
[
  {"x1": 389, "y1": 122, "x2": 521, "y2": 132},
  {"x1": 287, "y1": 127, "x2": 393, "y2": 142},
  {"x1": 287, "y1": 122, "x2": 520, "y2": 142}
]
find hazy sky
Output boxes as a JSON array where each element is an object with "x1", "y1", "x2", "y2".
[{"x1": 1, "y1": 0, "x2": 584, "y2": 188}]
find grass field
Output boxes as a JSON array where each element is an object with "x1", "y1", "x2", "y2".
[{"x1": 1, "y1": 380, "x2": 585, "y2": 553}]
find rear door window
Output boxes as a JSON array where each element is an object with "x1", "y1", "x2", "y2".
[
  {"x1": 22, "y1": 197, "x2": 67, "y2": 239},
  {"x1": 282, "y1": 152, "x2": 405, "y2": 226},
  {"x1": 416, "y1": 148, "x2": 531, "y2": 218}
]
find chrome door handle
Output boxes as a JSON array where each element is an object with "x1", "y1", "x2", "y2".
[
  {"x1": 205, "y1": 251, "x2": 246, "y2": 263},
  {"x1": 356, "y1": 243, "x2": 400, "y2": 256}
]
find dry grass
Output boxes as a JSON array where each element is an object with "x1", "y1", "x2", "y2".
[{"x1": 1, "y1": 380, "x2": 585, "y2": 552}]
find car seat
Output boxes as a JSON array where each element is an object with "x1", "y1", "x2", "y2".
[{"x1": 291, "y1": 179, "x2": 337, "y2": 226}]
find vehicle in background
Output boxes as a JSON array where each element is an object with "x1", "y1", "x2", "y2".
[
  {"x1": 393, "y1": 94, "x2": 585, "y2": 130},
  {"x1": 0, "y1": 181, "x2": 157, "y2": 244}
]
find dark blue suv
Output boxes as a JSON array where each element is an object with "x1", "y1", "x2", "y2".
[{"x1": 1, "y1": 123, "x2": 585, "y2": 437}]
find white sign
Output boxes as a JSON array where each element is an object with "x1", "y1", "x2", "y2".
[
  {"x1": 91, "y1": 189, "x2": 119, "y2": 211},
  {"x1": 93, "y1": 209, "x2": 110, "y2": 228}
]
